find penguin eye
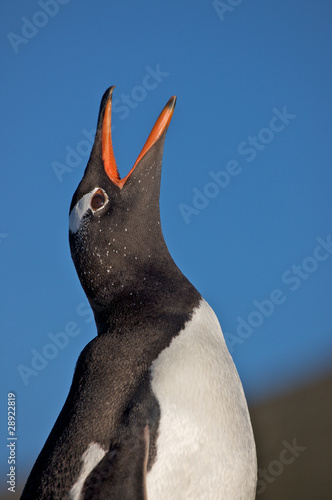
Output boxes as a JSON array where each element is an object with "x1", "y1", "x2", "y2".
[{"x1": 90, "y1": 189, "x2": 108, "y2": 211}]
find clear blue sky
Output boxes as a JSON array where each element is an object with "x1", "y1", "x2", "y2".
[{"x1": 1, "y1": 0, "x2": 332, "y2": 490}]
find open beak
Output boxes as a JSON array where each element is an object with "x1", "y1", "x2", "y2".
[{"x1": 101, "y1": 88, "x2": 176, "y2": 188}]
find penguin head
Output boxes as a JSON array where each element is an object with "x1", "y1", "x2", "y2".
[{"x1": 69, "y1": 87, "x2": 176, "y2": 312}]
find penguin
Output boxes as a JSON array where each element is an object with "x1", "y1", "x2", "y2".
[{"x1": 21, "y1": 87, "x2": 257, "y2": 500}]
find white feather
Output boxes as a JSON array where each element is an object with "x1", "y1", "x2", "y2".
[
  {"x1": 69, "y1": 442, "x2": 106, "y2": 500},
  {"x1": 69, "y1": 191, "x2": 94, "y2": 234},
  {"x1": 146, "y1": 298, "x2": 257, "y2": 500}
]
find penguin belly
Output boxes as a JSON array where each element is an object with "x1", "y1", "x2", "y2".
[{"x1": 146, "y1": 299, "x2": 257, "y2": 500}]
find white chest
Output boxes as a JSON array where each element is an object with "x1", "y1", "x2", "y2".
[{"x1": 146, "y1": 299, "x2": 257, "y2": 500}]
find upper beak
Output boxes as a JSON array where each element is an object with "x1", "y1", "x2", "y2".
[{"x1": 101, "y1": 88, "x2": 176, "y2": 188}]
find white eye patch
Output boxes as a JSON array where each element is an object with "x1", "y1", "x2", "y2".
[{"x1": 69, "y1": 188, "x2": 108, "y2": 234}]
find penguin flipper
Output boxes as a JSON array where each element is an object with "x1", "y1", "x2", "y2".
[{"x1": 81, "y1": 425, "x2": 150, "y2": 500}]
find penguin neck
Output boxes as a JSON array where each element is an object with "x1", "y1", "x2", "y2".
[{"x1": 81, "y1": 229, "x2": 198, "y2": 336}]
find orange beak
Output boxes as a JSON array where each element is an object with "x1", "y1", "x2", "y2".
[{"x1": 102, "y1": 89, "x2": 176, "y2": 188}]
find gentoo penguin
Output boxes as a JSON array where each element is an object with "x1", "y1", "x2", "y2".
[{"x1": 21, "y1": 87, "x2": 257, "y2": 500}]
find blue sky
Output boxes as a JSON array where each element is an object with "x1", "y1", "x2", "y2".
[{"x1": 1, "y1": 0, "x2": 332, "y2": 490}]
